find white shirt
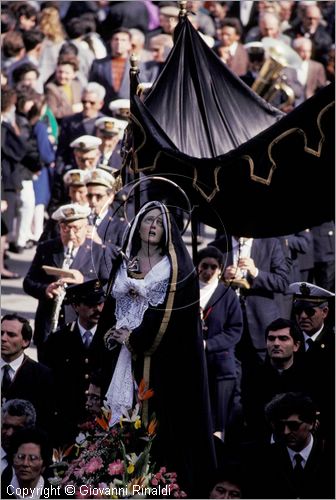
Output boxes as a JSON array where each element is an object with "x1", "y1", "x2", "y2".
[
  {"x1": 1, "y1": 353, "x2": 25, "y2": 382},
  {"x1": 1, "y1": 446, "x2": 8, "y2": 473},
  {"x1": 232, "y1": 236, "x2": 253, "y2": 265},
  {"x1": 287, "y1": 434, "x2": 314, "y2": 468},
  {"x1": 95, "y1": 208, "x2": 109, "y2": 226},
  {"x1": 240, "y1": 1, "x2": 254, "y2": 26},
  {"x1": 199, "y1": 280, "x2": 218, "y2": 310},
  {"x1": 11, "y1": 474, "x2": 44, "y2": 499},
  {"x1": 303, "y1": 324, "x2": 324, "y2": 351},
  {"x1": 228, "y1": 41, "x2": 239, "y2": 57},
  {"x1": 297, "y1": 60, "x2": 309, "y2": 86}
]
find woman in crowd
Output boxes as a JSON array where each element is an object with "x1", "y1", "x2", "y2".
[
  {"x1": 44, "y1": 55, "x2": 83, "y2": 123},
  {"x1": 98, "y1": 200, "x2": 216, "y2": 498},
  {"x1": 1, "y1": 428, "x2": 60, "y2": 499},
  {"x1": 38, "y1": 6, "x2": 66, "y2": 84},
  {"x1": 197, "y1": 246, "x2": 243, "y2": 443}
]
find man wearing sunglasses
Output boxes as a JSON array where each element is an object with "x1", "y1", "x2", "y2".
[
  {"x1": 256, "y1": 392, "x2": 334, "y2": 499},
  {"x1": 48, "y1": 135, "x2": 102, "y2": 217},
  {"x1": 56, "y1": 82, "x2": 106, "y2": 167},
  {"x1": 289, "y1": 282, "x2": 334, "y2": 351},
  {"x1": 289, "y1": 281, "x2": 335, "y2": 440},
  {"x1": 85, "y1": 169, "x2": 126, "y2": 249}
]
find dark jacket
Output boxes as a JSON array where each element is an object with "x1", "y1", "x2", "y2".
[
  {"x1": 23, "y1": 238, "x2": 115, "y2": 346},
  {"x1": 260, "y1": 439, "x2": 334, "y2": 499},
  {"x1": 209, "y1": 236, "x2": 289, "y2": 350},
  {"x1": 43, "y1": 321, "x2": 106, "y2": 445},
  {"x1": 56, "y1": 111, "x2": 105, "y2": 166},
  {"x1": 2, "y1": 355, "x2": 54, "y2": 432},
  {"x1": 204, "y1": 282, "x2": 243, "y2": 379}
]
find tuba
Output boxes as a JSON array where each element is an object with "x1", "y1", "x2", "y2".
[{"x1": 251, "y1": 37, "x2": 303, "y2": 108}]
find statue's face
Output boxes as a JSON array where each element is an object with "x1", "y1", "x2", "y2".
[{"x1": 139, "y1": 208, "x2": 164, "y2": 246}]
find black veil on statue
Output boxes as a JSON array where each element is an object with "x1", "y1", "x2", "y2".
[{"x1": 97, "y1": 198, "x2": 216, "y2": 498}]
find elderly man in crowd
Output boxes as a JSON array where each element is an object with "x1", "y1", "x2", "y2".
[
  {"x1": 56, "y1": 82, "x2": 106, "y2": 166},
  {"x1": 23, "y1": 203, "x2": 115, "y2": 356},
  {"x1": 1, "y1": 399, "x2": 36, "y2": 476}
]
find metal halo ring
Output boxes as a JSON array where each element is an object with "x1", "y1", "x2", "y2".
[{"x1": 124, "y1": 175, "x2": 192, "y2": 235}]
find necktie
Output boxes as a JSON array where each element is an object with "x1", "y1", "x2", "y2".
[
  {"x1": 306, "y1": 338, "x2": 314, "y2": 351},
  {"x1": 83, "y1": 330, "x2": 92, "y2": 349},
  {"x1": 1, "y1": 364, "x2": 12, "y2": 395},
  {"x1": 293, "y1": 453, "x2": 304, "y2": 487}
]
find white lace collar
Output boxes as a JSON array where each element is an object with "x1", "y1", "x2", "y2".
[{"x1": 112, "y1": 255, "x2": 171, "y2": 331}]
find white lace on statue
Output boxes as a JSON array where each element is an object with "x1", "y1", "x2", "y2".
[{"x1": 105, "y1": 256, "x2": 171, "y2": 426}]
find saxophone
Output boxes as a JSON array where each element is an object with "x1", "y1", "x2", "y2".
[{"x1": 50, "y1": 241, "x2": 74, "y2": 333}]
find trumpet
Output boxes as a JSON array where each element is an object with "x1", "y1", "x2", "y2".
[{"x1": 50, "y1": 241, "x2": 74, "y2": 334}]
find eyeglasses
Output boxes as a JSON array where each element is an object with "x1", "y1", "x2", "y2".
[
  {"x1": 293, "y1": 305, "x2": 319, "y2": 317},
  {"x1": 14, "y1": 453, "x2": 42, "y2": 463},
  {"x1": 200, "y1": 263, "x2": 218, "y2": 271},
  {"x1": 274, "y1": 420, "x2": 304, "y2": 432},
  {"x1": 87, "y1": 193, "x2": 105, "y2": 200},
  {"x1": 82, "y1": 100, "x2": 97, "y2": 105}
]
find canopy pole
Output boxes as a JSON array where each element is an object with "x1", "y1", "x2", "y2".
[
  {"x1": 129, "y1": 54, "x2": 141, "y2": 214},
  {"x1": 179, "y1": 0, "x2": 187, "y2": 18},
  {"x1": 191, "y1": 207, "x2": 199, "y2": 265}
]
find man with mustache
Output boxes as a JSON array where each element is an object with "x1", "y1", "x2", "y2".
[{"x1": 43, "y1": 279, "x2": 106, "y2": 446}]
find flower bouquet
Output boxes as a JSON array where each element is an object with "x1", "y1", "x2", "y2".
[{"x1": 49, "y1": 381, "x2": 187, "y2": 499}]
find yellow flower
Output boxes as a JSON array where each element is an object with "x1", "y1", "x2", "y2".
[
  {"x1": 134, "y1": 418, "x2": 141, "y2": 430},
  {"x1": 127, "y1": 464, "x2": 135, "y2": 474}
]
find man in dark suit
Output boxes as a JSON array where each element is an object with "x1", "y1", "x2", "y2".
[
  {"x1": 242, "y1": 318, "x2": 312, "y2": 441},
  {"x1": 257, "y1": 392, "x2": 334, "y2": 499},
  {"x1": 89, "y1": 28, "x2": 139, "y2": 115},
  {"x1": 56, "y1": 82, "x2": 106, "y2": 167},
  {"x1": 43, "y1": 279, "x2": 107, "y2": 446},
  {"x1": 23, "y1": 204, "x2": 115, "y2": 353},
  {"x1": 209, "y1": 235, "x2": 289, "y2": 367},
  {"x1": 284, "y1": 4, "x2": 332, "y2": 66},
  {"x1": 1, "y1": 314, "x2": 53, "y2": 432},
  {"x1": 289, "y1": 281, "x2": 335, "y2": 439}
]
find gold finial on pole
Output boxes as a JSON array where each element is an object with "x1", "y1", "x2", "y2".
[
  {"x1": 130, "y1": 53, "x2": 139, "y2": 76},
  {"x1": 179, "y1": 0, "x2": 187, "y2": 18}
]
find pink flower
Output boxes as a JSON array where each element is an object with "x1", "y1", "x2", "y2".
[
  {"x1": 151, "y1": 478, "x2": 159, "y2": 486},
  {"x1": 73, "y1": 467, "x2": 84, "y2": 479},
  {"x1": 85, "y1": 456, "x2": 104, "y2": 473},
  {"x1": 108, "y1": 459, "x2": 125, "y2": 475}
]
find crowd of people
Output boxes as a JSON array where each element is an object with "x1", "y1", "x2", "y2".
[{"x1": 1, "y1": 1, "x2": 335, "y2": 498}]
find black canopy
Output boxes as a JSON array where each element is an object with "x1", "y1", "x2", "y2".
[{"x1": 126, "y1": 17, "x2": 334, "y2": 237}]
